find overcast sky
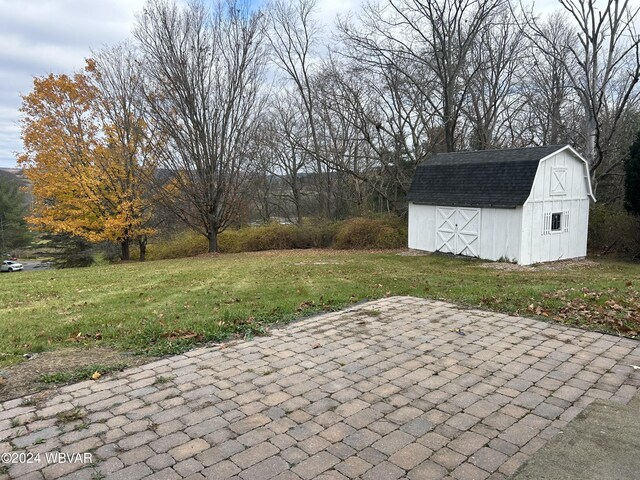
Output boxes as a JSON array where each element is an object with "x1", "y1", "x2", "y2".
[
  {"x1": 0, "y1": 0, "x2": 146, "y2": 167},
  {"x1": 0, "y1": 0, "x2": 373, "y2": 168},
  {"x1": 0, "y1": 0, "x2": 559, "y2": 169}
]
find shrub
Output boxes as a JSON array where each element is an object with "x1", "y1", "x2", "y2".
[
  {"x1": 137, "y1": 216, "x2": 407, "y2": 260},
  {"x1": 333, "y1": 217, "x2": 407, "y2": 249},
  {"x1": 217, "y1": 229, "x2": 244, "y2": 254},
  {"x1": 243, "y1": 223, "x2": 301, "y2": 251},
  {"x1": 91, "y1": 252, "x2": 111, "y2": 267},
  {"x1": 137, "y1": 230, "x2": 208, "y2": 261},
  {"x1": 588, "y1": 204, "x2": 640, "y2": 256},
  {"x1": 218, "y1": 224, "x2": 295, "y2": 253},
  {"x1": 219, "y1": 220, "x2": 337, "y2": 253}
]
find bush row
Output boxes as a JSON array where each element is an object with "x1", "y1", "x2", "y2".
[{"x1": 137, "y1": 216, "x2": 408, "y2": 261}]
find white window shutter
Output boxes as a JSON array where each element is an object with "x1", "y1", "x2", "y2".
[
  {"x1": 563, "y1": 210, "x2": 570, "y2": 232},
  {"x1": 543, "y1": 212, "x2": 551, "y2": 235}
]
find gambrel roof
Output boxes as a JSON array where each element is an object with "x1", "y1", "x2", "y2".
[{"x1": 407, "y1": 145, "x2": 592, "y2": 208}]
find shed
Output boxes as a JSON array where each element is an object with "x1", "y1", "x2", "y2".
[{"x1": 407, "y1": 145, "x2": 595, "y2": 265}]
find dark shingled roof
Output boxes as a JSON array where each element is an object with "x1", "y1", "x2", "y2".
[{"x1": 407, "y1": 145, "x2": 568, "y2": 208}]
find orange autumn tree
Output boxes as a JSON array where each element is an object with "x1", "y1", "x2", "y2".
[{"x1": 19, "y1": 61, "x2": 155, "y2": 261}]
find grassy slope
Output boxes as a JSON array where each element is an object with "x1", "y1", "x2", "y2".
[{"x1": 1, "y1": 250, "x2": 639, "y2": 368}]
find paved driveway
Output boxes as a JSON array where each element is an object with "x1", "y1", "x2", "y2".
[{"x1": 1, "y1": 297, "x2": 639, "y2": 480}]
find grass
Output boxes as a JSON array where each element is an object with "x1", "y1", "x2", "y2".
[
  {"x1": 0, "y1": 250, "x2": 639, "y2": 368},
  {"x1": 154, "y1": 375, "x2": 172, "y2": 385},
  {"x1": 56, "y1": 408, "x2": 85, "y2": 423}
]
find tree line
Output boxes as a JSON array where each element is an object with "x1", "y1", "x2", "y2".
[{"x1": 18, "y1": 0, "x2": 640, "y2": 259}]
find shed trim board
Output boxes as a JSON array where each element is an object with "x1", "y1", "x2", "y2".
[{"x1": 407, "y1": 145, "x2": 595, "y2": 265}]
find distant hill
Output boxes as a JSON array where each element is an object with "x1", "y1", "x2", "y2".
[
  {"x1": 0, "y1": 167, "x2": 27, "y2": 184},
  {"x1": 0, "y1": 167, "x2": 32, "y2": 200},
  {"x1": 0, "y1": 169, "x2": 18, "y2": 185}
]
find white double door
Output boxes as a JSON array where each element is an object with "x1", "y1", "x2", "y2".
[{"x1": 436, "y1": 207, "x2": 480, "y2": 257}]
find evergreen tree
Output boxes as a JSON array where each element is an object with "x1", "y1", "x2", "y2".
[
  {"x1": 0, "y1": 172, "x2": 31, "y2": 251},
  {"x1": 625, "y1": 130, "x2": 640, "y2": 216}
]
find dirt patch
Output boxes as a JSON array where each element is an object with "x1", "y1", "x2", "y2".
[
  {"x1": 0, "y1": 348, "x2": 155, "y2": 403},
  {"x1": 481, "y1": 259, "x2": 599, "y2": 272}
]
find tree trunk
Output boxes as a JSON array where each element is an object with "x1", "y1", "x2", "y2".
[
  {"x1": 326, "y1": 169, "x2": 333, "y2": 218},
  {"x1": 138, "y1": 236, "x2": 147, "y2": 262},
  {"x1": 208, "y1": 231, "x2": 218, "y2": 253},
  {"x1": 549, "y1": 84, "x2": 562, "y2": 144},
  {"x1": 121, "y1": 240, "x2": 130, "y2": 261},
  {"x1": 584, "y1": 110, "x2": 599, "y2": 193},
  {"x1": 315, "y1": 159, "x2": 327, "y2": 217},
  {"x1": 293, "y1": 185, "x2": 302, "y2": 225}
]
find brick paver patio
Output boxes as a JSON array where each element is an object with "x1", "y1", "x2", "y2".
[{"x1": 1, "y1": 296, "x2": 639, "y2": 479}]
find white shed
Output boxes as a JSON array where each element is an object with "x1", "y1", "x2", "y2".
[{"x1": 407, "y1": 145, "x2": 595, "y2": 265}]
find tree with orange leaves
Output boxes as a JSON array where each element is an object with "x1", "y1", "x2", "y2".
[{"x1": 18, "y1": 49, "x2": 156, "y2": 261}]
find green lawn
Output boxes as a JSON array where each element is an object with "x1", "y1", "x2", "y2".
[{"x1": 1, "y1": 250, "x2": 639, "y2": 368}]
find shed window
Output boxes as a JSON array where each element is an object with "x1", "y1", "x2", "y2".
[{"x1": 544, "y1": 211, "x2": 569, "y2": 235}]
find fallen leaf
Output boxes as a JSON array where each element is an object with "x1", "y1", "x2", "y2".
[{"x1": 91, "y1": 371, "x2": 101, "y2": 380}]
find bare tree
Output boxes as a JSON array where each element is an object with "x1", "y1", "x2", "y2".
[
  {"x1": 311, "y1": 58, "x2": 422, "y2": 214},
  {"x1": 464, "y1": 7, "x2": 526, "y2": 149},
  {"x1": 264, "y1": 93, "x2": 312, "y2": 224},
  {"x1": 135, "y1": 0, "x2": 267, "y2": 252},
  {"x1": 519, "y1": 14, "x2": 577, "y2": 145},
  {"x1": 341, "y1": 0, "x2": 505, "y2": 152},
  {"x1": 89, "y1": 44, "x2": 157, "y2": 260},
  {"x1": 526, "y1": 0, "x2": 640, "y2": 191},
  {"x1": 265, "y1": 0, "x2": 332, "y2": 217},
  {"x1": 336, "y1": 20, "x2": 444, "y2": 212}
]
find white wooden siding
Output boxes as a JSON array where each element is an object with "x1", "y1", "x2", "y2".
[
  {"x1": 408, "y1": 203, "x2": 437, "y2": 251},
  {"x1": 519, "y1": 149, "x2": 591, "y2": 265},
  {"x1": 408, "y1": 203, "x2": 522, "y2": 262},
  {"x1": 477, "y1": 207, "x2": 522, "y2": 262}
]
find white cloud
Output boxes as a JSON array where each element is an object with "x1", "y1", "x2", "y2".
[
  {"x1": 0, "y1": 0, "x2": 146, "y2": 167},
  {"x1": 315, "y1": 0, "x2": 367, "y2": 25}
]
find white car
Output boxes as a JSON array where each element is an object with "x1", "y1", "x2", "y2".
[{"x1": 1, "y1": 260, "x2": 23, "y2": 272}]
